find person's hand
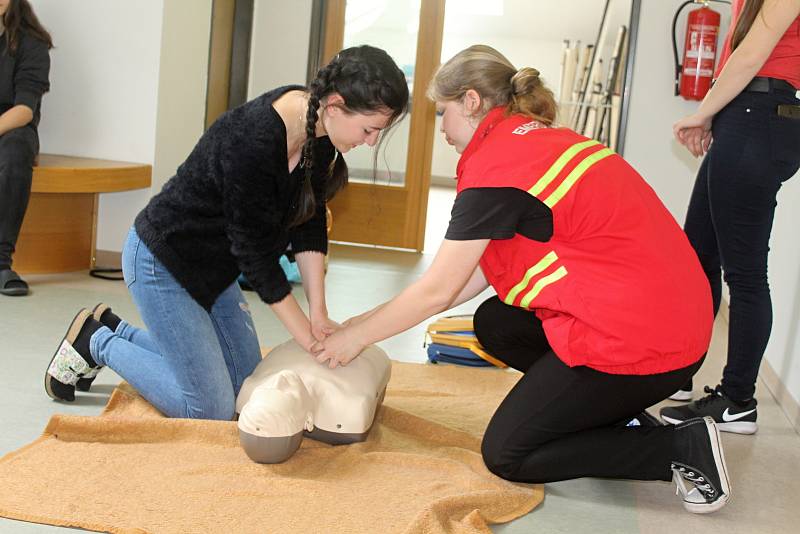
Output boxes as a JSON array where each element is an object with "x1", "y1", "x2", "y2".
[
  {"x1": 309, "y1": 327, "x2": 366, "y2": 369},
  {"x1": 310, "y1": 310, "x2": 341, "y2": 343},
  {"x1": 341, "y1": 311, "x2": 369, "y2": 328},
  {"x1": 673, "y1": 113, "x2": 713, "y2": 157}
]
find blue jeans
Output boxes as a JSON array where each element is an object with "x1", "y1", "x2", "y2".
[
  {"x1": 684, "y1": 83, "x2": 800, "y2": 401},
  {"x1": 89, "y1": 228, "x2": 262, "y2": 419}
]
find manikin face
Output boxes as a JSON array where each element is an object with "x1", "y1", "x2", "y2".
[
  {"x1": 435, "y1": 89, "x2": 483, "y2": 154},
  {"x1": 320, "y1": 94, "x2": 394, "y2": 154}
]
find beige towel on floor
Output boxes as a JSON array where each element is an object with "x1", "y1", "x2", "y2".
[{"x1": 0, "y1": 362, "x2": 542, "y2": 533}]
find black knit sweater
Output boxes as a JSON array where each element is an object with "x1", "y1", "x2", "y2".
[
  {"x1": 135, "y1": 86, "x2": 334, "y2": 310},
  {"x1": 0, "y1": 31, "x2": 51, "y2": 129}
]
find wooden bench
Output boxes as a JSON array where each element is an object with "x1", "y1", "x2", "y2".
[{"x1": 14, "y1": 154, "x2": 152, "y2": 274}]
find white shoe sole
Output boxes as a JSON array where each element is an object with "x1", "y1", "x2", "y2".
[
  {"x1": 682, "y1": 417, "x2": 731, "y2": 514},
  {"x1": 662, "y1": 414, "x2": 757, "y2": 434},
  {"x1": 669, "y1": 389, "x2": 693, "y2": 401},
  {"x1": 717, "y1": 421, "x2": 758, "y2": 434}
]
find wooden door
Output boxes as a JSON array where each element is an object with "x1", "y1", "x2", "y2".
[{"x1": 322, "y1": 0, "x2": 445, "y2": 251}]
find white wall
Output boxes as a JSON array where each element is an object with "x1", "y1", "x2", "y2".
[
  {"x1": 626, "y1": 0, "x2": 800, "y2": 416},
  {"x1": 29, "y1": 0, "x2": 212, "y2": 252},
  {"x1": 624, "y1": 0, "x2": 729, "y2": 220},
  {"x1": 30, "y1": 0, "x2": 164, "y2": 251},
  {"x1": 248, "y1": 0, "x2": 313, "y2": 99},
  {"x1": 151, "y1": 0, "x2": 213, "y2": 195}
]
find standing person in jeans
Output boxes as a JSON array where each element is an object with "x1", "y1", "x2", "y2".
[
  {"x1": 43, "y1": 45, "x2": 409, "y2": 420},
  {"x1": 312, "y1": 45, "x2": 732, "y2": 514},
  {"x1": 0, "y1": 0, "x2": 51, "y2": 296},
  {"x1": 661, "y1": 0, "x2": 800, "y2": 435}
]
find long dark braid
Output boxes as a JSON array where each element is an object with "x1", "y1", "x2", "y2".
[
  {"x1": 291, "y1": 62, "x2": 342, "y2": 227},
  {"x1": 289, "y1": 45, "x2": 409, "y2": 227}
]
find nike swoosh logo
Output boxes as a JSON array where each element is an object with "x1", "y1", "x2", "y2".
[{"x1": 722, "y1": 407, "x2": 756, "y2": 422}]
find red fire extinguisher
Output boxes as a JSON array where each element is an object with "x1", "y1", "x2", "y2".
[{"x1": 672, "y1": 1, "x2": 723, "y2": 100}]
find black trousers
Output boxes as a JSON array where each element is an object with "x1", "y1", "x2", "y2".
[
  {"x1": 0, "y1": 125, "x2": 38, "y2": 270},
  {"x1": 684, "y1": 85, "x2": 800, "y2": 402},
  {"x1": 474, "y1": 296, "x2": 702, "y2": 484}
]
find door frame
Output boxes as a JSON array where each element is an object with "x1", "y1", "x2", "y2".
[{"x1": 319, "y1": 0, "x2": 445, "y2": 251}]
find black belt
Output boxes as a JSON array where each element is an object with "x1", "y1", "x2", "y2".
[{"x1": 743, "y1": 76, "x2": 796, "y2": 93}]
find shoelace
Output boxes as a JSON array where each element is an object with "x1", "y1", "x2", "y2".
[
  {"x1": 694, "y1": 386, "x2": 723, "y2": 409},
  {"x1": 672, "y1": 464, "x2": 716, "y2": 501}
]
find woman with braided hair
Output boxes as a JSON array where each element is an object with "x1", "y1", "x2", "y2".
[
  {"x1": 312, "y1": 45, "x2": 731, "y2": 513},
  {"x1": 43, "y1": 45, "x2": 408, "y2": 420}
]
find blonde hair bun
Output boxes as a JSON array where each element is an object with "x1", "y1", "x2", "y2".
[
  {"x1": 511, "y1": 67, "x2": 540, "y2": 95},
  {"x1": 428, "y1": 45, "x2": 557, "y2": 126}
]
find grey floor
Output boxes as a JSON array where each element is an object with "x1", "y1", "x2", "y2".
[{"x1": 2, "y1": 187, "x2": 800, "y2": 533}]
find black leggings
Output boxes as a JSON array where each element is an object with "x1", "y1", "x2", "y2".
[
  {"x1": 474, "y1": 296, "x2": 702, "y2": 484},
  {"x1": 0, "y1": 125, "x2": 38, "y2": 270}
]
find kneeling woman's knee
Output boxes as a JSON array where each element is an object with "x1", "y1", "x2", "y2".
[
  {"x1": 481, "y1": 434, "x2": 523, "y2": 481},
  {"x1": 185, "y1": 389, "x2": 236, "y2": 421},
  {"x1": 473, "y1": 296, "x2": 503, "y2": 345}
]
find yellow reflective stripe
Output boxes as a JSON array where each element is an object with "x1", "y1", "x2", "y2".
[
  {"x1": 504, "y1": 251, "x2": 559, "y2": 305},
  {"x1": 519, "y1": 266, "x2": 568, "y2": 309},
  {"x1": 544, "y1": 147, "x2": 615, "y2": 208},
  {"x1": 528, "y1": 139, "x2": 601, "y2": 197}
]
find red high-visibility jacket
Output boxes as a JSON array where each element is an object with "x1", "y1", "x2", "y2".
[{"x1": 457, "y1": 108, "x2": 712, "y2": 375}]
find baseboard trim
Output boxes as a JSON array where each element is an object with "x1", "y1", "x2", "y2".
[
  {"x1": 93, "y1": 249, "x2": 122, "y2": 270},
  {"x1": 720, "y1": 298, "x2": 800, "y2": 434},
  {"x1": 760, "y1": 357, "x2": 800, "y2": 433}
]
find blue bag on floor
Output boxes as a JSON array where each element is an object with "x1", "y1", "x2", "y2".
[
  {"x1": 238, "y1": 255, "x2": 301, "y2": 290},
  {"x1": 426, "y1": 343, "x2": 495, "y2": 367},
  {"x1": 424, "y1": 316, "x2": 507, "y2": 368}
]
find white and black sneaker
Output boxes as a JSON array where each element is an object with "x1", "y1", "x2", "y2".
[
  {"x1": 45, "y1": 309, "x2": 103, "y2": 402},
  {"x1": 669, "y1": 378, "x2": 693, "y2": 401},
  {"x1": 671, "y1": 416, "x2": 731, "y2": 514},
  {"x1": 660, "y1": 385, "x2": 757, "y2": 435}
]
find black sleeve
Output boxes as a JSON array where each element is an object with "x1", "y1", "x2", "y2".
[
  {"x1": 445, "y1": 187, "x2": 553, "y2": 242},
  {"x1": 14, "y1": 35, "x2": 50, "y2": 112}
]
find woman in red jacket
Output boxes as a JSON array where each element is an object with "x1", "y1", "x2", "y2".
[
  {"x1": 312, "y1": 45, "x2": 730, "y2": 514},
  {"x1": 662, "y1": 0, "x2": 800, "y2": 434}
]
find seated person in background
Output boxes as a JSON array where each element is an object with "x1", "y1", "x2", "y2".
[{"x1": 0, "y1": 0, "x2": 52, "y2": 296}]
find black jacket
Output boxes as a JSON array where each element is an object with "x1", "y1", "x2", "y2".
[{"x1": 0, "y1": 31, "x2": 50, "y2": 129}]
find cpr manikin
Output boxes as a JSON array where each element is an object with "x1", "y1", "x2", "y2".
[{"x1": 236, "y1": 340, "x2": 392, "y2": 463}]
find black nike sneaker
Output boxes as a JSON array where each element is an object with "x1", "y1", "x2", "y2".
[{"x1": 660, "y1": 385, "x2": 757, "y2": 435}]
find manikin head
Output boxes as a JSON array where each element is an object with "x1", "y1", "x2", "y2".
[{"x1": 236, "y1": 340, "x2": 392, "y2": 464}]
